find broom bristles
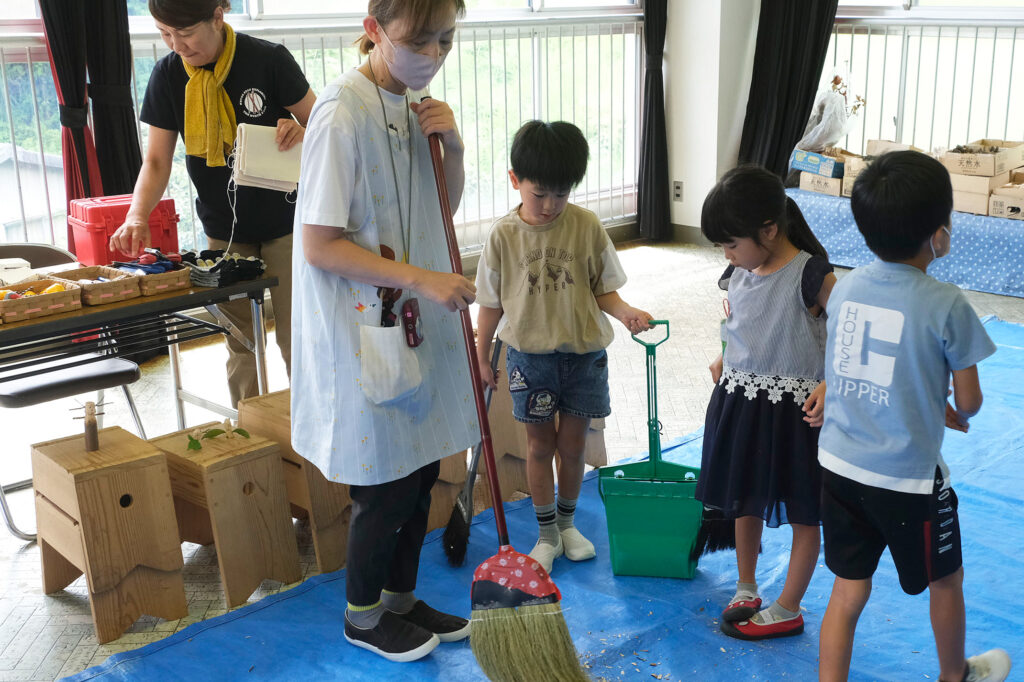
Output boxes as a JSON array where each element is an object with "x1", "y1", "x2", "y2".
[
  {"x1": 471, "y1": 603, "x2": 590, "y2": 682},
  {"x1": 441, "y1": 498, "x2": 471, "y2": 566}
]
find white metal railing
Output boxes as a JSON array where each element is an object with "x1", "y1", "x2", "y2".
[
  {"x1": 824, "y1": 19, "x2": 1024, "y2": 156},
  {"x1": 0, "y1": 15, "x2": 642, "y2": 253}
]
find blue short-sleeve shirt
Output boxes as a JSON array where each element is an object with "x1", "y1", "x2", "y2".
[{"x1": 819, "y1": 260, "x2": 996, "y2": 493}]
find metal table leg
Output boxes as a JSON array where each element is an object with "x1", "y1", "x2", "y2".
[
  {"x1": 168, "y1": 332, "x2": 186, "y2": 430},
  {"x1": 0, "y1": 479, "x2": 35, "y2": 542},
  {"x1": 250, "y1": 291, "x2": 269, "y2": 395}
]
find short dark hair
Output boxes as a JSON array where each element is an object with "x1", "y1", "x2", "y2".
[
  {"x1": 850, "y1": 150, "x2": 952, "y2": 262},
  {"x1": 149, "y1": 0, "x2": 230, "y2": 28},
  {"x1": 510, "y1": 120, "x2": 589, "y2": 190},
  {"x1": 701, "y1": 164, "x2": 828, "y2": 258}
]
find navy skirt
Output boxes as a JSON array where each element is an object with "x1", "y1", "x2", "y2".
[{"x1": 695, "y1": 381, "x2": 823, "y2": 528}]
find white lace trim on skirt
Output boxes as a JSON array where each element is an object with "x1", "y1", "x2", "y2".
[{"x1": 720, "y1": 367, "x2": 820, "y2": 405}]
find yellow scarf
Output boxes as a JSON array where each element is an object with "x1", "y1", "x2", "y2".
[{"x1": 182, "y1": 23, "x2": 237, "y2": 167}]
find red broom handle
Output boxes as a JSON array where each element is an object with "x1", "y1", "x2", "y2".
[{"x1": 427, "y1": 132, "x2": 510, "y2": 546}]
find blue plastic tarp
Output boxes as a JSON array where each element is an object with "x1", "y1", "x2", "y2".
[{"x1": 67, "y1": 318, "x2": 1024, "y2": 681}]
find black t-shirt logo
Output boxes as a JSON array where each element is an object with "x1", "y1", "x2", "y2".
[{"x1": 239, "y1": 88, "x2": 268, "y2": 118}]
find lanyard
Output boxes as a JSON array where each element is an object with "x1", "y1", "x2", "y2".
[{"x1": 368, "y1": 58, "x2": 414, "y2": 266}]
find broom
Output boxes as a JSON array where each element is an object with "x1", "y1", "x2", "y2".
[
  {"x1": 690, "y1": 507, "x2": 739, "y2": 560},
  {"x1": 442, "y1": 337, "x2": 503, "y2": 567},
  {"x1": 426, "y1": 128, "x2": 588, "y2": 682}
]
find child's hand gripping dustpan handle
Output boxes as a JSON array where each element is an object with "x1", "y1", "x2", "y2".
[
  {"x1": 632, "y1": 320, "x2": 669, "y2": 478},
  {"x1": 426, "y1": 131, "x2": 510, "y2": 547}
]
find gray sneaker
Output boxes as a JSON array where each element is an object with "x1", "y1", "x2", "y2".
[{"x1": 965, "y1": 649, "x2": 1012, "y2": 682}]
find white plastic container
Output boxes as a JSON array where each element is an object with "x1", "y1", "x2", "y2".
[{"x1": 0, "y1": 258, "x2": 31, "y2": 286}]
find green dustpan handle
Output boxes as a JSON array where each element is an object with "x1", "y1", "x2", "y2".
[
  {"x1": 632, "y1": 320, "x2": 668, "y2": 476},
  {"x1": 631, "y1": 319, "x2": 669, "y2": 348}
]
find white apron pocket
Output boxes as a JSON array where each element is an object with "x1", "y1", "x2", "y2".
[{"x1": 359, "y1": 324, "x2": 423, "y2": 406}]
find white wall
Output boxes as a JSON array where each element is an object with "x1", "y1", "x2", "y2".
[{"x1": 664, "y1": 0, "x2": 760, "y2": 233}]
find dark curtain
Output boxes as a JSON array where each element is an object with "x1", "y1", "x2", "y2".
[
  {"x1": 737, "y1": 0, "x2": 839, "y2": 177},
  {"x1": 39, "y1": 0, "x2": 104, "y2": 254},
  {"x1": 636, "y1": 0, "x2": 670, "y2": 241},
  {"x1": 86, "y1": 0, "x2": 143, "y2": 196}
]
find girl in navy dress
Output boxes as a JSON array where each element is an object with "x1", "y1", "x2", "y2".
[{"x1": 695, "y1": 165, "x2": 837, "y2": 641}]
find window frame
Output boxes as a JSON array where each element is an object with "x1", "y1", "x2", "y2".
[{"x1": 838, "y1": 1, "x2": 1024, "y2": 23}]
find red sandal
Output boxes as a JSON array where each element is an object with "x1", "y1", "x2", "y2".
[
  {"x1": 720, "y1": 611, "x2": 804, "y2": 641},
  {"x1": 721, "y1": 595, "x2": 762, "y2": 623}
]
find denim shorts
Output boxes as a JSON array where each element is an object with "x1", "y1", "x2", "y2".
[{"x1": 505, "y1": 346, "x2": 611, "y2": 423}]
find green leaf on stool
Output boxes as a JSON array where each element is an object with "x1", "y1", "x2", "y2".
[
  {"x1": 186, "y1": 435, "x2": 202, "y2": 450},
  {"x1": 232, "y1": 428, "x2": 250, "y2": 438},
  {"x1": 203, "y1": 428, "x2": 226, "y2": 439}
]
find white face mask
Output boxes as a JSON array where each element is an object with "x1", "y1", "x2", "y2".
[
  {"x1": 930, "y1": 226, "x2": 952, "y2": 260},
  {"x1": 377, "y1": 25, "x2": 445, "y2": 91}
]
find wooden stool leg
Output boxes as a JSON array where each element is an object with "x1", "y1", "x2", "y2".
[
  {"x1": 174, "y1": 497, "x2": 215, "y2": 546},
  {"x1": 205, "y1": 455, "x2": 301, "y2": 608},
  {"x1": 310, "y1": 504, "x2": 351, "y2": 574},
  {"x1": 89, "y1": 567, "x2": 188, "y2": 644},
  {"x1": 39, "y1": 538, "x2": 83, "y2": 594}
]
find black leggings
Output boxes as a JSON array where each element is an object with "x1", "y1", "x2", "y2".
[{"x1": 345, "y1": 460, "x2": 441, "y2": 606}]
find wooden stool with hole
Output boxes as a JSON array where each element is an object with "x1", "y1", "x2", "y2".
[
  {"x1": 32, "y1": 425, "x2": 188, "y2": 644},
  {"x1": 149, "y1": 422, "x2": 301, "y2": 608},
  {"x1": 237, "y1": 390, "x2": 352, "y2": 575}
]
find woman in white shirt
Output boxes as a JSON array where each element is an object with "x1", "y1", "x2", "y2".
[{"x1": 290, "y1": 0, "x2": 477, "y2": 663}]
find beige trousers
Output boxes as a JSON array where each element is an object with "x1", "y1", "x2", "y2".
[{"x1": 205, "y1": 233, "x2": 292, "y2": 408}]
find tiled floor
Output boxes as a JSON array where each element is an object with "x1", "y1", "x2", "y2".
[{"x1": 2, "y1": 241, "x2": 1023, "y2": 680}]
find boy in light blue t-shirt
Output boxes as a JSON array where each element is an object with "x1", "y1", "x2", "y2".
[{"x1": 817, "y1": 151, "x2": 1009, "y2": 682}]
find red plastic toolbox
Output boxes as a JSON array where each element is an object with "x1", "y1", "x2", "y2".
[{"x1": 69, "y1": 195, "x2": 180, "y2": 266}]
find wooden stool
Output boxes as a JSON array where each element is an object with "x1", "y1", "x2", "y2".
[
  {"x1": 426, "y1": 450, "x2": 469, "y2": 533},
  {"x1": 149, "y1": 423, "x2": 301, "y2": 608},
  {"x1": 31, "y1": 426, "x2": 188, "y2": 644},
  {"x1": 238, "y1": 390, "x2": 352, "y2": 574}
]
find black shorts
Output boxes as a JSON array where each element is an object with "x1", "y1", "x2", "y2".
[{"x1": 821, "y1": 467, "x2": 962, "y2": 595}]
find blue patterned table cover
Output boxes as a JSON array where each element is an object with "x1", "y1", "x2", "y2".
[{"x1": 788, "y1": 188, "x2": 1024, "y2": 298}]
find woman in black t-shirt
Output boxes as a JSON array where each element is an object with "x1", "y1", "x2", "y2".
[{"x1": 111, "y1": 0, "x2": 316, "y2": 407}]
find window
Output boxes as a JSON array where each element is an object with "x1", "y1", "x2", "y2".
[
  {"x1": 0, "y1": 1, "x2": 38, "y2": 20},
  {"x1": 823, "y1": 13, "x2": 1024, "y2": 156},
  {"x1": 258, "y1": 0, "x2": 366, "y2": 16},
  {"x1": 917, "y1": 0, "x2": 1024, "y2": 5},
  {"x1": 257, "y1": 0, "x2": 635, "y2": 17},
  {"x1": 0, "y1": 5, "x2": 642, "y2": 250},
  {"x1": 126, "y1": 0, "x2": 246, "y2": 17}
]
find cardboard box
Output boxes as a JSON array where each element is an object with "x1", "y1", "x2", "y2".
[
  {"x1": 866, "y1": 140, "x2": 922, "y2": 156},
  {"x1": 992, "y1": 169, "x2": 1024, "y2": 199},
  {"x1": 949, "y1": 169, "x2": 1012, "y2": 195},
  {"x1": 844, "y1": 156, "x2": 870, "y2": 176},
  {"x1": 842, "y1": 176, "x2": 856, "y2": 198},
  {"x1": 841, "y1": 156, "x2": 871, "y2": 197},
  {"x1": 989, "y1": 194, "x2": 1024, "y2": 220},
  {"x1": 800, "y1": 171, "x2": 843, "y2": 197},
  {"x1": 790, "y1": 149, "x2": 850, "y2": 178},
  {"x1": 953, "y1": 190, "x2": 990, "y2": 216},
  {"x1": 942, "y1": 140, "x2": 1024, "y2": 177},
  {"x1": 438, "y1": 449, "x2": 469, "y2": 485}
]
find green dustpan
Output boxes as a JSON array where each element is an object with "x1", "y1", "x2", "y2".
[{"x1": 598, "y1": 320, "x2": 703, "y2": 579}]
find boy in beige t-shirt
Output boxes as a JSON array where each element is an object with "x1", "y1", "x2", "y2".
[{"x1": 475, "y1": 120, "x2": 652, "y2": 574}]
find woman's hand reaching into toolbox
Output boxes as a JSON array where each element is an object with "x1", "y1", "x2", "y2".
[{"x1": 110, "y1": 216, "x2": 152, "y2": 258}]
